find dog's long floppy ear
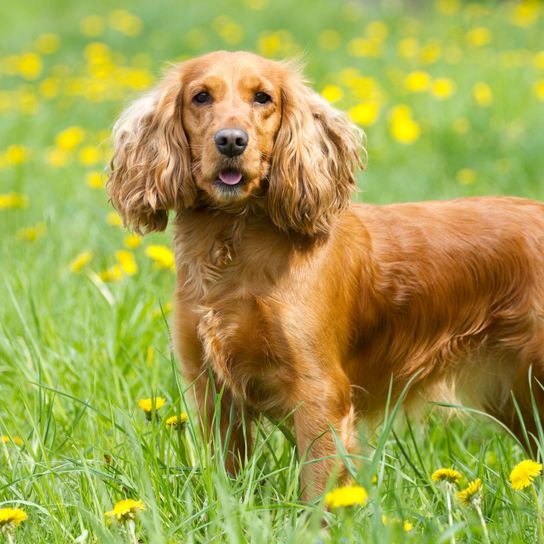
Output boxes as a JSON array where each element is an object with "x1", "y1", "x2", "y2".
[
  {"x1": 268, "y1": 63, "x2": 365, "y2": 236},
  {"x1": 107, "y1": 67, "x2": 194, "y2": 233}
]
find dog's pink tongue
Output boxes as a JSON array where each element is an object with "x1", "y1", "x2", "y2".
[{"x1": 219, "y1": 170, "x2": 242, "y2": 185}]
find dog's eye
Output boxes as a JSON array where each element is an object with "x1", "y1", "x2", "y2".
[
  {"x1": 193, "y1": 91, "x2": 211, "y2": 104},
  {"x1": 254, "y1": 92, "x2": 272, "y2": 104}
]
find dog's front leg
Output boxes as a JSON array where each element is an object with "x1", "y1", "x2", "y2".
[
  {"x1": 175, "y1": 305, "x2": 252, "y2": 474},
  {"x1": 190, "y1": 372, "x2": 252, "y2": 475},
  {"x1": 293, "y1": 395, "x2": 357, "y2": 501}
]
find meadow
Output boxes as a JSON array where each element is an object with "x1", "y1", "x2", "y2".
[{"x1": 1, "y1": 0, "x2": 544, "y2": 541}]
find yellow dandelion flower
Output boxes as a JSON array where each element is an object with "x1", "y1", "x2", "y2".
[
  {"x1": 84, "y1": 42, "x2": 111, "y2": 64},
  {"x1": 348, "y1": 102, "x2": 380, "y2": 127},
  {"x1": 165, "y1": 413, "x2": 188, "y2": 429},
  {"x1": 321, "y1": 85, "x2": 344, "y2": 104},
  {"x1": 511, "y1": 0, "x2": 540, "y2": 28},
  {"x1": 55, "y1": 126, "x2": 85, "y2": 151},
  {"x1": 457, "y1": 478, "x2": 482, "y2": 506},
  {"x1": 46, "y1": 147, "x2": 69, "y2": 167},
  {"x1": 106, "y1": 212, "x2": 123, "y2": 227},
  {"x1": 324, "y1": 485, "x2": 368, "y2": 509},
  {"x1": 69, "y1": 251, "x2": 93, "y2": 273},
  {"x1": 18, "y1": 52, "x2": 42, "y2": 80},
  {"x1": 466, "y1": 27, "x2": 492, "y2": 48},
  {"x1": 78, "y1": 146, "x2": 100, "y2": 165},
  {"x1": 421, "y1": 41, "x2": 442, "y2": 65},
  {"x1": 138, "y1": 397, "x2": 166, "y2": 414},
  {"x1": 145, "y1": 245, "x2": 175, "y2": 270},
  {"x1": 124, "y1": 234, "x2": 142, "y2": 249},
  {"x1": 431, "y1": 468, "x2": 462, "y2": 484},
  {"x1": 534, "y1": 80, "x2": 544, "y2": 101},
  {"x1": 436, "y1": 0, "x2": 459, "y2": 16},
  {"x1": 456, "y1": 168, "x2": 476, "y2": 185},
  {"x1": 404, "y1": 71, "x2": 431, "y2": 92},
  {"x1": 389, "y1": 105, "x2": 421, "y2": 144},
  {"x1": 347, "y1": 38, "x2": 382, "y2": 58},
  {"x1": 535, "y1": 52, "x2": 544, "y2": 70},
  {"x1": 115, "y1": 250, "x2": 138, "y2": 276},
  {"x1": 352, "y1": 75, "x2": 381, "y2": 101},
  {"x1": 431, "y1": 78, "x2": 456, "y2": 99},
  {"x1": 16, "y1": 223, "x2": 46, "y2": 241},
  {"x1": 319, "y1": 29, "x2": 341, "y2": 51},
  {"x1": 244, "y1": 0, "x2": 268, "y2": 10},
  {"x1": 1, "y1": 435, "x2": 23, "y2": 446},
  {"x1": 403, "y1": 520, "x2": 414, "y2": 532},
  {"x1": 105, "y1": 499, "x2": 145, "y2": 523},
  {"x1": 0, "y1": 92, "x2": 12, "y2": 112},
  {"x1": 257, "y1": 32, "x2": 282, "y2": 57},
  {"x1": 0, "y1": 508, "x2": 27, "y2": 529},
  {"x1": 212, "y1": 16, "x2": 244, "y2": 45},
  {"x1": 98, "y1": 265, "x2": 123, "y2": 283},
  {"x1": 124, "y1": 68, "x2": 154, "y2": 91},
  {"x1": 397, "y1": 37, "x2": 419, "y2": 59},
  {"x1": 473, "y1": 82, "x2": 493, "y2": 107},
  {"x1": 35, "y1": 33, "x2": 60, "y2": 55},
  {"x1": 510, "y1": 460, "x2": 543, "y2": 490},
  {"x1": 152, "y1": 302, "x2": 172, "y2": 319},
  {"x1": 5, "y1": 145, "x2": 29, "y2": 165},
  {"x1": 86, "y1": 171, "x2": 105, "y2": 189},
  {"x1": 108, "y1": 9, "x2": 143, "y2": 37},
  {"x1": 366, "y1": 21, "x2": 389, "y2": 41},
  {"x1": 0, "y1": 192, "x2": 28, "y2": 209}
]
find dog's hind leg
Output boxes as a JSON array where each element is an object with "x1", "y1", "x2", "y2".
[{"x1": 491, "y1": 358, "x2": 544, "y2": 455}]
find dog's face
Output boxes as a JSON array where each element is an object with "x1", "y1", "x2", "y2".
[
  {"x1": 108, "y1": 51, "x2": 364, "y2": 235},
  {"x1": 181, "y1": 52, "x2": 282, "y2": 204}
]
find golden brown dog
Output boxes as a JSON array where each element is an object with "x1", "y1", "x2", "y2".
[{"x1": 108, "y1": 50, "x2": 544, "y2": 499}]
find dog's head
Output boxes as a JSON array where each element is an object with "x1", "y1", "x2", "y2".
[{"x1": 108, "y1": 51, "x2": 365, "y2": 235}]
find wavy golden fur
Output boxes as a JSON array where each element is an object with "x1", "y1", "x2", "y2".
[{"x1": 108, "y1": 51, "x2": 544, "y2": 499}]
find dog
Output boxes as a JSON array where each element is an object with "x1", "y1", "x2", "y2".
[{"x1": 108, "y1": 50, "x2": 544, "y2": 499}]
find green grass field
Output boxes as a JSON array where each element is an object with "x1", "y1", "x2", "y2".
[{"x1": 1, "y1": 0, "x2": 544, "y2": 541}]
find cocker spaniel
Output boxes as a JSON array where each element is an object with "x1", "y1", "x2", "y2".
[{"x1": 108, "y1": 50, "x2": 544, "y2": 499}]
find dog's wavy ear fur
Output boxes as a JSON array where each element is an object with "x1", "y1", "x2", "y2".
[
  {"x1": 267, "y1": 62, "x2": 365, "y2": 236},
  {"x1": 107, "y1": 67, "x2": 195, "y2": 234}
]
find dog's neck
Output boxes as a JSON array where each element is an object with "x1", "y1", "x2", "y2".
[{"x1": 173, "y1": 207, "x2": 327, "y2": 302}]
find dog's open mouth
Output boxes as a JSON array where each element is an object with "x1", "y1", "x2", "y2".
[{"x1": 216, "y1": 169, "x2": 243, "y2": 187}]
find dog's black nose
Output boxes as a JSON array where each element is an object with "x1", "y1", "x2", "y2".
[{"x1": 214, "y1": 128, "x2": 248, "y2": 157}]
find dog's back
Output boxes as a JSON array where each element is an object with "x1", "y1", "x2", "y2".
[{"x1": 344, "y1": 197, "x2": 544, "y2": 439}]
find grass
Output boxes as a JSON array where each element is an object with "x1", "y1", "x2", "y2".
[{"x1": 1, "y1": 0, "x2": 544, "y2": 541}]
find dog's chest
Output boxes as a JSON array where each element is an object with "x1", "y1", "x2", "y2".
[
  {"x1": 175, "y1": 219, "x2": 300, "y2": 413},
  {"x1": 195, "y1": 295, "x2": 294, "y2": 414}
]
